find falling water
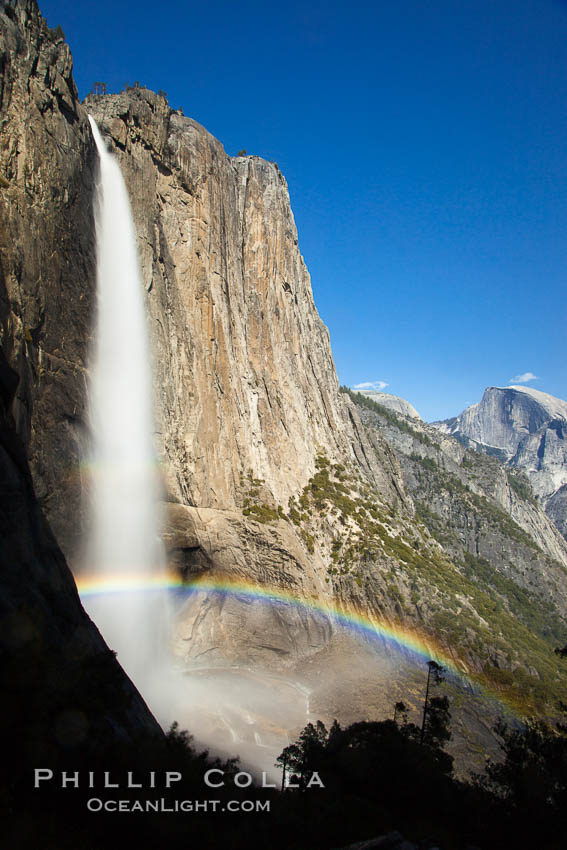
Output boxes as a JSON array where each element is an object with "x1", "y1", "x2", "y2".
[{"x1": 85, "y1": 116, "x2": 165, "y2": 690}]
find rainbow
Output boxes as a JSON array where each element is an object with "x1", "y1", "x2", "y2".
[{"x1": 76, "y1": 572, "x2": 468, "y2": 679}]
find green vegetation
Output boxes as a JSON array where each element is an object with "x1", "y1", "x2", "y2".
[
  {"x1": 462, "y1": 552, "x2": 566, "y2": 644},
  {"x1": 408, "y1": 543, "x2": 567, "y2": 711},
  {"x1": 90, "y1": 81, "x2": 108, "y2": 96},
  {"x1": 16, "y1": 663, "x2": 567, "y2": 850},
  {"x1": 242, "y1": 503, "x2": 280, "y2": 523},
  {"x1": 411, "y1": 456, "x2": 539, "y2": 551},
  {"x1": 300, "y1": 528, "x2": 315, "y2": 553},
  {"x1": 348, "y1": 379, "x2": 540, "y2": 557},
  {"x1": 240, "y1": 470, "x2": 284, "y2": 524},
  {"x1": 414, "y1": 500, "x2": 452, "y2": 545},
  {"x1": 410, "y1": 452, "x2": 438, "y2": 473},
  {"x1": 507, "y1": 470, "x2": 538, "y2": 505},
  {"x1": 287, "y1": 452, "x2": 567, "y2": 710},
  {"x1": 48, "y1": 24, "x2": 65, "y2": 42},
  {"x1": 408, "y1": 453, "x2": 567, "y2": 709}
]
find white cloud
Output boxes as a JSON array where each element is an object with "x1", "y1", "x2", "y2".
[
  {"x1": 353, "y1": 380, "x2": 389, "y2": 391},
  {"x1": 510, "y1": 372, "x2": 539, "y2": 384}
]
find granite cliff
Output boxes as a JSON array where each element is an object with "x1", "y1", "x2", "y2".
[
  {"x1": 0, "y1": 0, "x2": 96, "y2": 559},
  {"x1": 2, "y1": 0, "x2": 567, "y2": 771}
]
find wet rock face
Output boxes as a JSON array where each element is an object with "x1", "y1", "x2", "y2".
[
  {"x1": 0, "y1": 0, "x2": 96, "y2": 560},
  {"x1": 174, "y1": 588, "x2": 333, "y2": 669},
  {"x1": 0, "y1": 0, "x2": 159, "y2": 765},
  {"x1": 0, "y1": 4, "x2": 160, "y2": 741}
]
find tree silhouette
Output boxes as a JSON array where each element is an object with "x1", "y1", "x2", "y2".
[
  {"x1": 276, "y1": 721, "x2": 328, "y2": 789},
  {"x1": 423, "y1": 695, "x2": 452, "y2": 748},
  {"x1": 483, "y1": 718, "x2": 567, "y2": 827},
  {"x1": 393, "y1": 700, "x2": 408, "y2": 725},
  {"x1": 420, "y1": 660, "x2": 446, "y2": 744}
]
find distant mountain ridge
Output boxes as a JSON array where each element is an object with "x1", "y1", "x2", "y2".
[
  {"x1": 353, "y1": 390, "x2": 422, "y2": 420},
  {"x1": 432, "y1": 385, "x2": 567, "y2": 540},
  {"x1": 344, "y1": 384, "x2": 567, "y2": 717}
]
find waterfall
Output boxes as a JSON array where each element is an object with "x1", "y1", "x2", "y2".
[
  {"x1": 85, "y1": 116, "x2": 165, "y2": 690},
  {"x1": 83, "y1": 118, "x2": 298, "y2": 779}
]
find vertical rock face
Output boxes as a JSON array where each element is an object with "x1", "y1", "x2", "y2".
[
  {"x1": 511, "y1": 417, "x2": 567, "y2": 503},
  {"x1": 0, "y1": 0, "x2": 95, "y2": 559},
  {"x1": 86, "y1": 92, "x2": 391, "y2": 515},
  {"x1": 0, "y1": 0, "x2": 162, "y2": 754},
  {"x1": 547, "y1": 484, "x2": 567, "y2": 541},
  {"x1": 434, "y1": 386, "x2": 560, "y2": 454},
  {"x1": 433, "y1": 386, "x2": 567, "y2": 539}
]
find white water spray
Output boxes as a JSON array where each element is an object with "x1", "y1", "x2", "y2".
[{"x1": 85, "y1": 116, "x2": 166, "y2": 690}]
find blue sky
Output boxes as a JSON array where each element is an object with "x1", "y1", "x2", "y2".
[{"x1": 40, "y1": 0, "x2": 567, "y2": 420}]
